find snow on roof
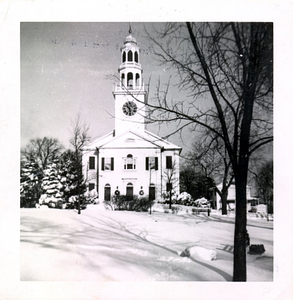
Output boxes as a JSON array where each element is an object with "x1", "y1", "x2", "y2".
[{"x1": 82, "y1": 129, "x2": 182, "y2": 152}]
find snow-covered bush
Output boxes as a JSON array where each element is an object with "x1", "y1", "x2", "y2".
[
  {"x1": 171, "y1": 206, "x2": 181, "y2": 214},
  {"x1": 103, "y1": 195, "x2": 154, "y2": 212},
  {"x1": 194, "y1": 197, "x2": 210, "y2": 208},
  {"x1": 176, "y1": 192, "x2": 193, "y2": 205},
  {"x1": 84, "y1": 190, "x2": 99, "y2": 204}
]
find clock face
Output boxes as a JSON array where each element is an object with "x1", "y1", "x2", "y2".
[{"x1": 122, "y1": 101, "x2": 137, "y2": 116}]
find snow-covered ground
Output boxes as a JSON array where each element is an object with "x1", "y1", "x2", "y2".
[{"x1": 20, "y1": 204, "x2": 273, "y2": 281}]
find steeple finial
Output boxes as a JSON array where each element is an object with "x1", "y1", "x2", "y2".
[{"x1": 129, "y1": 23, "x2": 132, "y2": 34}]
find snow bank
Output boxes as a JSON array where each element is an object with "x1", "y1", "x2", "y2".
[{"x1": 180, "y1": 245, "x2": 217, "y2": 261}]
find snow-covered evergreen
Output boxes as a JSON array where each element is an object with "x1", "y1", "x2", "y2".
[
  {"x1": 21, "y1": 142, "x2": 87, "y2": 208},
  {"x1": 41, "y1": 159, "x2": 63, "y2": 206},
  {"x1": 59, "y1": 150, "x2": 85, "y2": 201},
  {"x1": 20, "y1": 161, "x2": 42, "y2": 207}
]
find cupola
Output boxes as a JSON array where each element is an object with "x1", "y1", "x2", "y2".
[{"x1": 117, "y1": 26, "x2": 143, "y2": 91}]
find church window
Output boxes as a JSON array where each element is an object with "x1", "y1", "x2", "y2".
[
  {"x1": 134, "y1": 51, "x2": 138, "y2": 63},
  {"x1": 101, "y1": 157, "x2": 114, "y2": 171},
  {"x1": 89, "y1": 183, "x2": 95, "y2": 191},
  {"x1": 135, "y1": 73, "x2": 140, "y2": 87},
  {"x1": 121, "y1": 73, "x2": 125, "y2": 87},
  {"x1": 128, "y1": 50, "x2": 133, "y2": 62},
  {"x1": 122, "y1": 51, "x2": 126, "y2": 62},
  {"x1": 146, "y1": 157, "x2": 158, "y2": 170},
  {"x1": 127, "y1": 72, "x2": 133, "y2": 88},
  {"x1": 124, "y1": 154, "x2": 136, "y2": 170},
  {"x1": 166, "y1": 156, "x2": 172, "y2": 169},
  {"x1": 89, "y1": 156, "x2": 95, "y2": 169}
]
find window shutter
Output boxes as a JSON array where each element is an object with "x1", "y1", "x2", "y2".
[
  {"x1": 89, "y1": 156, "x2": 95, "y2": 169},
  {"x1": 111, "y1": 157, "x2": 114, "y2": 171},
  {"x1": 101, "y1": 157, "x2": 105, "y2": 171},
  {"x1": 166, "y1": 156, "x2": 172, "y2": 169},
  {"x1": 146, "y1": 157, "x2": 149, "y2": 170},
  {"x1": 155, "y1": 157, "x2": 158, "y2": 170}
]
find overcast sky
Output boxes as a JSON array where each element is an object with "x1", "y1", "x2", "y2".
[{"x1": 21, "y1": 22, "x2": 193, "y2": 153}]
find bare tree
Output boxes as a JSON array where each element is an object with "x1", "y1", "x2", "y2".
[
  {"x1": 187, "y1": 133, "x2": 234, "y2": 214},
  {"x1": 180, "y1": 164, "x2": 214, "y2": 203},
  {"x1": 21, "y1": 137, "x2": 63, "y2": 172},
  {"x1": 70, "y1": 113, "x2": 92, "y2": 153},
  {"x1": 164, "y1": 160, "x2": 179, "y2": 209},
  {"x1": 255, "y1": 160, "x2": 273, "y2": 213},
  {"x1": 69, "y1": 113, "x2": 92, "y2": 214},
  {"x1": 141, "y1": 22, "x2": 273, "y2": 281}
]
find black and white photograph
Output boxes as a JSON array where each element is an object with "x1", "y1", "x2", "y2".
[
  {"x1": 1, "y1": 1, "x2": 293, "y2": 300},
  {"x1": 20, "y1": 21, "x2": 274, "y2": 282}
]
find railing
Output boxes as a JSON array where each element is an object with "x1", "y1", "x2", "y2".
[
  {"x1": 114, "y1": 83, "x2": 145, "y2": 92},
  {"x1": 120, "y1": 62, "x2": 141, "y2": 67}
]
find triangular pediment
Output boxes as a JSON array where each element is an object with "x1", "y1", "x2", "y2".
[
  {"x1": 98, "y1": 131, "x2": 162, "y2": 149},
  {"x1": 83, "y1": 130, "x2": 182, "y2": 152}
]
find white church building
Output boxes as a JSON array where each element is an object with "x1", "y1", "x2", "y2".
[{"x1": 82, "y1": 29, "x2": 182, "y2": 201}]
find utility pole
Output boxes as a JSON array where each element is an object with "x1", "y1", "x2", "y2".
[{"x1": 149, "y1": 159, "x2": 152, "y2": 215}]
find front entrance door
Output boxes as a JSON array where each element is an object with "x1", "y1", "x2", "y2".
[
  {"x1": 149, "y1": 185, "x2": 156, "y2": 201},
  {"x1": 104, "y1": 184, "x2": 111, "y2": 201},
  {"x1": 126, "y1": 183, "x2": 133, "y2": 200}
]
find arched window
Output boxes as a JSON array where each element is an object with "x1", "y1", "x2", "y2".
[
  {"x1": 135, "y1": 73, "x2": 140, "y2": 87},
  {"x1": 124, "y1": 154, "x2": 136, "y2": 170},
  {"x1": 122, "y1": 51, "x2": 126, "y2": 62},
  {"x1": 127, "y1": 72, "x2": 133, "y2": 88},
  {"x1": 128, "y1": 50, "x2": 133, "y2": 62},
  {"x1": 134, "y1": 51, "x2": 138, "y2": 63},
  {"x1": 126, "y1": 182, "x2": 134, "y2": 200},
  {"x1": 104, "y1": 184, "x2": 111, "y2": 201},
  {"x1": 121, "y1": 73, "x2": 125, "y2": 87},
  {"x1": 126, "y1": 154, "x2": 133, "y2": 169}
]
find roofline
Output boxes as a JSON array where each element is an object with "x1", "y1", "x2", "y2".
[{"x1": 82, "y1": 129, "x2": 182, "y2": 154}]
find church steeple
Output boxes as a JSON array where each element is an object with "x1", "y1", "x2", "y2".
[
  {"x1": 113, "y1": 28, "x2": 147, "y2": 135},
  {"x1": 117, "y1": 28, "x2": 143, "y2": 91},
  {"x1": 129, "y1": 23, "x2": 132, "y2": 34}
]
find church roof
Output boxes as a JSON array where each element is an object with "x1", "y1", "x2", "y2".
[
  {"x1": 124, "y1": 34, "x2": 137, "y2": 45},
  {"x1": 82, "y1": 129, "x2": 182, "y2": 153}
]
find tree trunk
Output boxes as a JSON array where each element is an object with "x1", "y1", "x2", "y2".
[
  {"x1": 221, "y1": 189, "x2": 228, "y2": 215},
  {"x1": 233, "y1": 170, "x2": 248, "y2": 281}
]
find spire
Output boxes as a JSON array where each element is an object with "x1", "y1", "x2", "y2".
[{"x1": 129, "y1": 23, "x2": 132, "y2": 34}]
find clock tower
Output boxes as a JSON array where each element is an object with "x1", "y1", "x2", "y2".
[
  {"x1": 113, "y1": 28, "x2": 147, "y2": 136},
  {"x1": 82, "y1": 25, "x2": 182, "y2": 202}
]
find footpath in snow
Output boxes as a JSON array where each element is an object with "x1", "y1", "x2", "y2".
[{"x1": 20, "y1": 204, "x2": 273, "y2": 281}]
